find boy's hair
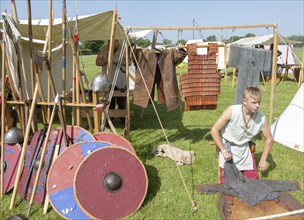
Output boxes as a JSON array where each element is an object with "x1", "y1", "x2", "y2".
[{"x1": 243, "y1": 86, "x2": 261, "y2": 100}]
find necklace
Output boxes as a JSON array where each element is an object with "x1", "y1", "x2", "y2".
[{"x1": 242, "y1": 105, "x2": 254, "y2": 131}]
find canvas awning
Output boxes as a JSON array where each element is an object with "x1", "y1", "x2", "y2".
[
  {"x1": 0, "y1": 10, "x2": 125, "y2": 43},
  {"x1": 261, "y1": 35, "x2": 303, "y2": 45}
]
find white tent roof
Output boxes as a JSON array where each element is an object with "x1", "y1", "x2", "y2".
[
  {"x1": 271, "y1": 84, "x2": 304, "y2": 152},
  {"x1": 232, "y1": 34, "x2": 296, "y2": 66},
  {"x1": 232, "y1": 34, "x2": 273, "y2": 46}
]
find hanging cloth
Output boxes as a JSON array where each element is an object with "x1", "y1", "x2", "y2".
[{"x1": 132, "y1": 48, "x2": 187, "y2": 111}]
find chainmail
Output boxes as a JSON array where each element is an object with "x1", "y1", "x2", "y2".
[
  {"x1": 220, "y1": 159, "x2": 298, "y2": 206},
  {"x1": 196, "y1": 160, "x2": 298, "y2": 206}
]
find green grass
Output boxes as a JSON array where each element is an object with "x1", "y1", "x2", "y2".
[{"x1": 1, "y1": 56, "x2": 303, "y2": 220}]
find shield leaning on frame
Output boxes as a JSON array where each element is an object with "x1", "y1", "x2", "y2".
[
  {"x1": 47, "y1": 141, "x2": 113, "y2": 219},
  {"x1": 1, "y1": 143, "x2": 21, "y2": 193},
  {"x1": 74, "y1": 147, "x2": 148, "y2": 220},
  {"x1": 18, "y1": 128, "x2": 58, "y2": 204},
  {"x1": 94, "y1": 132, "x2": 136, "y2": 155}
]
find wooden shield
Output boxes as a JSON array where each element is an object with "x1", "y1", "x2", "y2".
[
  {"x1": 60, "y1": 125, "x2": 95, "y2": 149},
  {"x1": 94, "y1": 132, "x2": 136, "y2": 155},
  {"x1": 1, "y1": 143, "x2": 21, "y2": 193},
  {"x1": 18, "y1": 128, "x2": 58, "y2": 204},
  {"x1": 74, "y1": 147, "x2": 148, "y2": 220},
  {"x1": 47, "y1": 141, "x2": 113, "y2": 219},
  {"x1": 218, "y1": 193, "x2": 304, "y2": 219}
]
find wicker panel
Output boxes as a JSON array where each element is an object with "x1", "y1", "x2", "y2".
[
  {"x1": 183, "y1": 90, "x2": 221, "y2": 97},
  {"x1": 187, "y1": 44, "x2": 197, "y2": 55},
  {"x1": 185, "y1": 104, "x2": 217, "y2": 111},
  {"x1": 181, "y1": 73, "x2": 221, "y2": 80},
  {"x1": 188, "y1": 64, "x2": 218, "y2": 71},
  {"x1": 188, "y1": 69, "x2": 218, "y2": 74},
  {"x1": 185, "y1": 96, "x2": 218, "y2": 106}
]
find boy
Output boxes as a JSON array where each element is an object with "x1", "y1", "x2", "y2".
[{"x1": 210, "y1": 87, "x2": 273, "y2": 183}]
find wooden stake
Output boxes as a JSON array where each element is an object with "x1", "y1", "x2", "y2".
[
  {"x1": 43, "y1": 128, "x2": 63, "y2": 214},
  {"x1": 269, "y1": 25, "x2": 279, "y2": 125},
  {"x1": 9, "y1": 83, "x2": 39, "y2": 210},
  {"x1": 27, "y1": 94, "x2": 58, "y2": 216},
  {"x1": 0, "y1": 42, "x2": 6, "y2": 199}
]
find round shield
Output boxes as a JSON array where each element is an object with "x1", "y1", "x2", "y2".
[
  {"x1": 1, "y1": 143, "x2": 21, "y2": 193},
  {"x1": 94, "y1": 132, "x2": 136, "y2": 155},
  {"x1": 74, "y1": 147, "x2": 148, "y2": 220},
  {"x1": 47, "y1": 141, "x2": 113, "y2": 219},
  {"x1": 60, "y1": 125, "x2": 95, "y2": 150},
  {"x1": 18, "y1": 128, "x2": 58, "y2": 204}
]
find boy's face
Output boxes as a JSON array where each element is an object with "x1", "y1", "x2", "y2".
[{"x1": 243, "y1": 96, "x2": 261, "y2": 113}]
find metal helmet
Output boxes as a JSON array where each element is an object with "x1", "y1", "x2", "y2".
[
  {"x1": 4, "y1": 127, "x2": 23, "y2": 144},
  {"x1": 91, "y1": 72, "x2": 111, "y2": 93}
]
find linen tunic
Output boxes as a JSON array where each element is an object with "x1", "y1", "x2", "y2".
[{"x1": 219, "y1": 105, "x2": 266, "y2": 170}]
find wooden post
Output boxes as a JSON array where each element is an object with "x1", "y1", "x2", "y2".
[
  {"x1": 47, "y1": 0, "x2": 53, "y2": 120},
  {"x1": 0, "y1": 42, "x2": 6, "y2": 199},
  {"x1": 61, "y1": 0, "x2": 67, "y2": 119},
  {"x1": 269, "y1": 24, "x2": 279, "y2": 125},
  {"x1": 10, "y1": 83, "x2": 39, "y2": 209},
  {"x1": 299, "y1": 46, "x2": 304, "y2": 87},
  {"x1": 65, "y1": 11, "x2": 93, "y2": 133},
  {"x1": 125, "y1": 43, "x2": 130, "y2": 139}
]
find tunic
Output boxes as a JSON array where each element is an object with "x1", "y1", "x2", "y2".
[{"x1": 219, "y1": 105, "x2": 266, "y2": 170}]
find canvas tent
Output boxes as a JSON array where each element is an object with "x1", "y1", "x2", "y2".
[
  {"x1": 183, "y1": 39, "x2": 226, "y2": 69},
  {"x1": 0, "y1": 10, "x2": 125, "y2": 43},
  {"x1": 0, "y1": 10, "x2": 125, "y2": 98},
  {"x1": 232, "y1": 34, "x2": 301, "y2": 66},
  {"x1": 271, "y1": 83, "x2": 304, "y2": 153}
]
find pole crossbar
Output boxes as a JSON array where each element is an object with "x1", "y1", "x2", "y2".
[{"x1": 126, "y1": 24, "x2": 276, "y2": 31}]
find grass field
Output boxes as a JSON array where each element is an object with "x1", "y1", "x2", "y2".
[{"x1": 0, "y1": 55, "x2": 303, "y2": 220}]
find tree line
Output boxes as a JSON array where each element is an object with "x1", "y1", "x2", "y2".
[{"x1": 81, "y1": 34, "x2": 304, "y2": 54}]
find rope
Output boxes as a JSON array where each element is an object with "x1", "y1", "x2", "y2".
[{"x1": 123, "y1": 30, "x2": 198, "y2": 211}]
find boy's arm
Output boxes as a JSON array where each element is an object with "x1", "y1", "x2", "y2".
[
  {"x1": 258, "y1": 120, "x2": 273, "y2": 171},
  {"x1": 210, "y1": 107, "x2": 232, "y2": 160}
]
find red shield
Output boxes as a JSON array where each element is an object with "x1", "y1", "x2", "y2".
[
  {"x1": 94, "y1": 132, "x2": 136, "y2": 155},
  {"x1": 47, "y1": 141, "x2": 113, "y2": 219},
  {"x1": 18, "y1": 128, "x2": 58, "y2": 204},
  {"x1": 2, "y1": 143, "x2": 21, "y2": 193},
  {"x1": 74, "y1": 147, "x2": 148, "y2": 219}
]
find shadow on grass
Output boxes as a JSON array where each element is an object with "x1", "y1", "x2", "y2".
[
  {"x1": 141, "y1": 164, "x2": 161, "y2": 207},
  {"x1": 130, "y1": 102, "x2": 213, "y2": 160}
]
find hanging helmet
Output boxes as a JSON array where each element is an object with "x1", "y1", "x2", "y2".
[
  {"x1": 91, "y1": 72, "x2": 111, "y2": 93},
  {"x1": 4, "y1": 127, "x2": 23, "y2": 144}
]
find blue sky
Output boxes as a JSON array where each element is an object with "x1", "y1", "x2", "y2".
[{"x1": 1, "y1": 0, "x2": 303, "y2": 42}]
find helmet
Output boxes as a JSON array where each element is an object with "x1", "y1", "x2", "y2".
[
  {"x1": 4, "y1": 127, "x2": 23, "y2": 144},
  {"x1": 91, "y1": 72, "x2": 111, "y2": 93}
]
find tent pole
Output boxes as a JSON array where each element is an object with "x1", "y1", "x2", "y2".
[{"x1": 269, "y1": 24, "x2": 279, "y2": 125}]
